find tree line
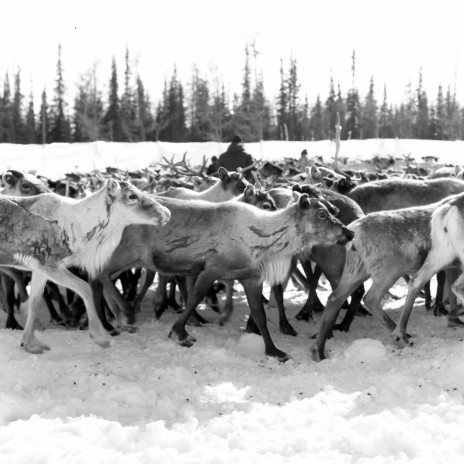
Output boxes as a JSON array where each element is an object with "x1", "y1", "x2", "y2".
[{"x1": 0, "y1": 45, "x2": 462, "y2": 144}]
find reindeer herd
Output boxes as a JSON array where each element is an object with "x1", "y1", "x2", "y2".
[{"x1": 2, "y1": 137, "x2": 464, "y2": 365}]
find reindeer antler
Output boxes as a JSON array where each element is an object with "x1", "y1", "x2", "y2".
[
  {"x1": 159, "y1": 152, "x2": 208, "y2": 178},
  {"x1": 237, "y1": 159, "x2": 262, "y2": 176},
  {"x1": 332, "y1": 113, "x2": 352, "y2": 181}
]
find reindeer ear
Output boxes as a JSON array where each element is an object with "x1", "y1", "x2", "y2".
[
  {"x1": 106, "y1": 178, "x2": 121, "y2": 199},
  {"x1": 299, "y1": 193, "x2": 312, "y2": 209},
  {"x1": 2, "y1": 171, "x2": 17, "y2": 187},
  {"x1": 244, "y1": 184, "x2": 254, "y2": 200},
  {"x1": 218, "y1": 167, "x2": 230, "y2": 183}
]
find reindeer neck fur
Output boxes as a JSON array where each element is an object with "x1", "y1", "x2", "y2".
[
  {"x1": 194, "y1": 178, "x2": 233, "y2": 202},
  {"x1": 241, "y1": 204, "x2": 305, "y2": 285},
  {"x1": 52, "y1": 188, "x2": 126, "y2": 278}
]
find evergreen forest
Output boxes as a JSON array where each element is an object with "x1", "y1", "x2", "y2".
[{"x1": 0, "y1": 45, "x2": 462, "y2": 145}]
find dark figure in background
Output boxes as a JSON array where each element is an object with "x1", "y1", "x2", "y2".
[
  {"x1": 206, "y1": 156, "x2": 219, "y2": 175},
  {"x1": 217, "y1": 135, "x2": 255, "y2": 180}
]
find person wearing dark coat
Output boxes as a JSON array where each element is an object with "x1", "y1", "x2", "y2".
[{"x1": 217, "y1": 136, "x2": 255, "y2": 177}]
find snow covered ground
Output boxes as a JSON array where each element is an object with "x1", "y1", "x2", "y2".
[
  {"x1": 1, "y1": 138, "x2": 464, "y2": 180},
  {"x1": 1, "y1": 276, "x2": 464, "y2": 463}
]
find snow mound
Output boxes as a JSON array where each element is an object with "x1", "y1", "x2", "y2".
[{"x1": 344, "y1": 338, "x2": 387, "y2": 362}]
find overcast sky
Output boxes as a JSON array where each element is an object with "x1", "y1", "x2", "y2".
[{"x1": 0, "y1": 0, "x2": 463, "y2": 107}]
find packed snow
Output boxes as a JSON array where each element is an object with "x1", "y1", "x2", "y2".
[
  {"x1": 1, "y1": 141, "x2": 464, "y2": 463},
  {"x1": 1, "y1": 274, "x2": 464, "y2": 463}
]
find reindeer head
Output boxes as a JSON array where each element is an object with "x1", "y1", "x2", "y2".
[
  {"x1": 1, "y1": 170, "x2": 50, "y2": 196},
  {"x1": 106, "y1": 179, "x2": 171, "y2": 227},
  {"x1": 218, "y1": 167, "x2": 249, "y2": 196},
  {"x1": 243, "y1": 185, "x2": 277, "y2": 211},
  {"x1": 296, "y1": 194, "x2": 354, "y2": 247}
]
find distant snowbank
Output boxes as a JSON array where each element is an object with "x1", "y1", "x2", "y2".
[{"x1": 0, "y1": 139, "x2": 463, "y2": 179}]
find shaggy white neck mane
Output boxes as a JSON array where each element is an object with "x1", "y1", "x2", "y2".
[{"x1": 61, "y1": 188, "x2": 126, "y2": 278}]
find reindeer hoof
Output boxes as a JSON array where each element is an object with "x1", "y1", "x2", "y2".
[
  {"x1": 310, "y1": 345, "x2": 327, "y2": 362},
  {"x1": 21, "y1": 340, "x2": 51, "y2": 354},
  {"x1": 280, "y1": 323, "x2": 298, "y2": 337},
  {"x1": 6, "y1": 319, "x2": 23, "y2": 330},
  {"x1": 169, "y1": 330, "x2": 196, "y2": 347},
  {"x1": 295, "y1": 309, "x2": 311, "y2": 321},
  {"x1": 391, "y1": 331, "x2": 413, "y2": 348},
  {"x1": 433, "y1": 302, "x2": 449, "y2": 317},
  {"x1": 448, "y1": 316, "x2": 464, "y2": 328},
  {"x1": 266, "y1": 348, "x2": 291, "y2": 362}
]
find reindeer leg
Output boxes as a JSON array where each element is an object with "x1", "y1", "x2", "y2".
[
  {"x1": 90, "y1": 279, "x2": 119, "y2": 335},
  {"x1": 241, "y1": 277, "x2": 290, "y2": 362},
  {"x1": 21, "y1": 272, "x2": 50, "y2": 353},
  {"x1": 311, "y1": 277, "x2": 365, "y2": 362},
  {"x1": 3, "y1": 275, "x2": 23, "y2": 330},
  {"x1": 153, "y1": 274, "x2": 171, "y2": 319},
  {"x1": 448, "y1": 267, "x2": 464, "y2": 327},
  {"x1": 272, "y1": 284, "x2": 297, "y2": 336},
  {"x1": 433, "y1": 270, "x2": 449, "y2": 316},
  {"x1": 335, "y1": 284, "x2": 365, "y2": 332},
  {"x1": 99, "y1": 272, "x2": 135, "y2": 332},
  {"x1": 46, "y1": 267, "x2": 111, "y2": 348},
  {"x1": 42, "y1": 286, "x2": 65, "y2": 326},
  {"x1": 296, "y1": 260, "x2": 324, "y2": 321},
  {"x1": 169, "y1": 271, "x2": 216, "y2": 347},
  {"x1": 394, "y1": 253, "x2": 457, "y2": 346},
  {"x1": 132, "y1": 269, "x2": 156, "y2": 314},
  {"x1": 168, "y1": 278, "x2": 182, "y2": 311}
]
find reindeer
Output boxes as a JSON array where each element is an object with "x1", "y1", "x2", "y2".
[
  {"x1": 130, "y1": 184, "x2": 278, "y2": 320},
  {"x1": 392, "y1": 193, "x2": 464, "y2": 346},
  {"x1": 156, "y1": 166, "x2": 249, "y2": 201},
  {"x1": 94, "y1": 194, "x2": 354, "y2": 361},
  {"x1": 0, "y1": 179, "x2": 170, "y2": 353},
  {"x1": 0, "y1": 170, "x2": 53, "y2": 329},
  {"x1": 310, "y1": 200, "x2": 454, "y2": 362}
]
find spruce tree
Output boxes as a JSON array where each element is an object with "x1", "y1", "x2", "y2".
[
  {"x1": 49, "y1": 44, "x2": 70, "y2": 142},
  {"x1": 37, "y1": 88, "x2": 51, "y2": 144},
  {"x1": 0, "y1": 73, "x2": 15, "y2": 142},
  {"x1": 344, "y1": 50, "x2": 361, "y2": 139},
  {"x1": 362, "y1": 76, "x2": 378, "y2": 139},
  {"x1": 24, "y1": 87, "x2": 36, "y2": 143},
  {"x1": 120, "y1": 46, "x2": 137, "y2": 141},
  {"x1": 103, "y1": 57, "x2": 124, "y2": 141},
  {"x1": 309, "y1": 95, "x2": 324, "y2": 140},
  {"x1": 13, "y1": 70, "x2": 25, "y2": 142}
]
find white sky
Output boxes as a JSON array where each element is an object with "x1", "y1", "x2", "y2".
[{"x1": 0, "y1": 0, "x2": 463, "y2": 109}]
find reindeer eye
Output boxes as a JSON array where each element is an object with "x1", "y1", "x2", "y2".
[
  {"x1": 128, "y1": 193, "x2": 138, "y2": 201},
  {"x1": 236, "y1": 182, "x2": 245, "y2": 192},
  {"x1": 21, "y1": 182, "x2": 31, "y2": 190},
  {"x1": 317, "y1": 210, "x2": 327, "y2": 220},
  {"x1": 262, "y1": 203, "x2": 271, "y2": 210}
]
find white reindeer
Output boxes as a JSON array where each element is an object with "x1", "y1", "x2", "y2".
[{"x1": 0, "y1": 179, "x2": 171, "y2": 353}]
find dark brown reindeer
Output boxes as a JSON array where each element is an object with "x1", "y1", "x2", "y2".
[
  {"x1": 310, "y1": 198, "x2": 459, "y2": 362},
  {"x1": 94, "y1": 194, "x2": 354, "y2": 361},
  {"x1": 0, "y1": 179, "x2": 170, "y2": 353}
]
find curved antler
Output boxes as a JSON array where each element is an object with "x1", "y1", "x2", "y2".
[{"x1": 159, "y1": 152, "x2": 208, "y2": 178}]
